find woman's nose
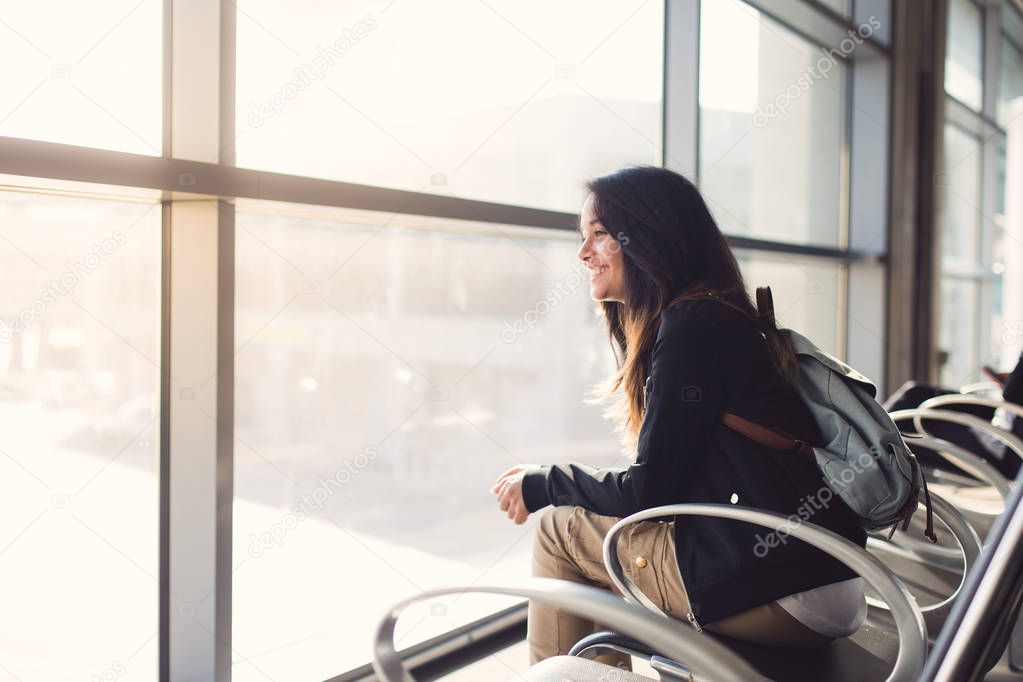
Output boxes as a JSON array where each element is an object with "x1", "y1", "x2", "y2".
[{"x1": 577, "y1": 238, "x2": 591, "y2": 262}]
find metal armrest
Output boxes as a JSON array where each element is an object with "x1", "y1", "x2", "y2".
[
  {"x1": 919, "y1": 395, "x2": 1023, "y2": 421},
  {"x1": 602, "y1": 504, "x2": 928, "y2": 682},
  {"x1": 889, "y1": 408, "x2": 1023, "y2": 463},
  {"x1": 866, "y1": 491, "x2": 982, "y2": 613},
  {"x1": 567, "y1": 629, "x2": 701, "y2": 680},
  {"x1": 371, "y1": 578, "x2": 765, "y2": 682},
  {"x1": 959, "y1": 381, "x2": 1003, "y2": 397},
  {"x1": 569, "y1": 629, "x2": 656, "y2": 660},
  {"x1": 905, "y1": 434, "x2": 1012, "y2": 501}
]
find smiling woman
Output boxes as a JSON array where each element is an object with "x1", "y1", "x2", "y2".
[{"x1": 492, "y1": 166, "x2": 868, "y2": 668}]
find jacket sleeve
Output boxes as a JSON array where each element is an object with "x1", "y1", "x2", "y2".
[{"x1": 522, "y1": 305, "x2": 732, "y2": 517}]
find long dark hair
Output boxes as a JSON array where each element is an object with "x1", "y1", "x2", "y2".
[{"x1": 584, "y1": 165, "x2": 795, "y2": 448}]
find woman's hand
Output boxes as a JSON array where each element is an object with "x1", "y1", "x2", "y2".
[{"x1": 491, "y1": 465, "x2": 540, "y2": 525}]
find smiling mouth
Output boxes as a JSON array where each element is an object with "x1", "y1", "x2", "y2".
[{"x1": 589, "y1": 265, "x2": 609, "y2": 277}]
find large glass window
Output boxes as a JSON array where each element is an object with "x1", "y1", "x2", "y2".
[
  {"x1": 994, "y1": 21, "x2": 1023, "y2": 371},
  {"x1": 235, "y1": 0, "x2": 663, "y2": 211},
  {"x1": 0, "y1": 1, "x2": 162, "y2": 154},
  {"x1": 0, "y1": 0, "x2": 900, "y2": 676},
  {"x1": 939, "y1": 277, "x2": 981, "y2": 386},
  {"x1": 0, "y1": 182, "x2": 161, "y2": 679},
  {"x1": 937, "y1": 2, "x2": 1023, "y2": 385},
  {"x1": 937, "y1": 123, "x2": 985, "y2": 385},
  {"x1": 232, "y1": 201, "x2": 620, "y2": 679},
  {"x1": 698, "y1": 0, "x2": 847, "y2": 248}
]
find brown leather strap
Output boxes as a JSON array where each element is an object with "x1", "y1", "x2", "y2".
[
  {"x1": 755, "y1": 286, "x2": 775, "y2": 325},
  {"x1": 669, "y1": 289, "x2": 749, "y2": 319},
  {"x1": 721, "y1": 412, "x2": 815, "y2": 458},
  {"x1": 670, "y1": 286, "x2": 775, "y2": 331}
]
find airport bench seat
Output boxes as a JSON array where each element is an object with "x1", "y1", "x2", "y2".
[
  {"x1": 570, "y1": 620, "x2": 898, "y2": 682},
  {"x1": 373, "y1": 504, "x2": 927, "y2": 681}
]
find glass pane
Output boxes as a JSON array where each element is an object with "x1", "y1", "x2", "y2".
[
  {"x1": 992, "y1": 137, "x2": 1008, "y2": 364},
  {"x1": 998, "y1": 34, "x2": 1023, "y2": 126},
  {"x1": 945, "y1": 0, "x2": 984, "y2": 110},
  {"x1": 735, "y1": 251, "x2": 844, "y2": 359},
  {"x1": 235, "y1": 0, "x2": 663, "y2": 212},
  {"x1": 940, "y1": 124, "x2": 982, "y2": 269},
  {"x1": 939, "y1": 276, "x2": 980, "y2": 386},
  {"x1": 699, "y1": 0, "x2": 846, "y2": 248},
  {"x1": 232, "y1": 201, "x2": 618, "y2": 679},
  {"x1": 0, "y1": 1, "x2": 162, "y2": 154},
  {"x1": 0, "y1": 185, "x2": 161, "y2": 679},
  {"x1": 818, "y1": 0, "x2": 851, "y2": 18}
]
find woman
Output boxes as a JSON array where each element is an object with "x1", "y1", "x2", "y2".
[{"x1": 491, "y1": 166, "x2": 868, "y2": 666}]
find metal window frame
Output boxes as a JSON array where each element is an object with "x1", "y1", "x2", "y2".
[
  {"x1": 159, "y1": 1, "x2": 236, "y2": 681},
  {"x1": 936, "y1": 0, "x2": 1019, "y2": 385},
  {"x1": 744, "y1": 0, "x2": 891, "y2": 59}
]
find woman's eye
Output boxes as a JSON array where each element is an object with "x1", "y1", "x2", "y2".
[{"x1": 594, "y1": 230, "x2": 608, "y2": 237}]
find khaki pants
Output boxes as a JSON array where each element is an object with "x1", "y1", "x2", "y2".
[{"x1": 528, "y1": 506, "x2": 832, "y2": 667}]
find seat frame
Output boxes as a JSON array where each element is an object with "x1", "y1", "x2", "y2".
[
  {"x1": 601, "y1": 504, "x2": 928, "y2": 682},
  {"x1": 370, "y1": 578, "x2": 765, "y2": 682},
  {"x1": 865, "y1": 490, "x2": 981, "y2": 613}
]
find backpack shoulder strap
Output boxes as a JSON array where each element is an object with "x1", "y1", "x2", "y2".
[
  {"x1": 755, "y1": 286, "x2": 776, "y2": 326},
  {"x1": 721, "y1": 412, "x2": 815, "y2": 458},
  {"x1": 670, "y1": 287, "x2": 777, "y2": 331},
  {"x1": 668, "y1": 289, "x2": 752, "y2": 321}
]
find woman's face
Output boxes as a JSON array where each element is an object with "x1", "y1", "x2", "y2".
[{"x1": 578, "y1": 193, "x2": 626, "y2": 303}]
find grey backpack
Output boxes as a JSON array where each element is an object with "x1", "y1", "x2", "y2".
[{"x1": 681, "y1": 287, "x2": 935, "y2": 540}]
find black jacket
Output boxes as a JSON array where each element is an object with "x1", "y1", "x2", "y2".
[
  {"x1": 522, "y1": 298, "x2": 867, "y2": 624},
  {"x1": 1004, "y1": 353, "x2": 1023, "y2": 440}
]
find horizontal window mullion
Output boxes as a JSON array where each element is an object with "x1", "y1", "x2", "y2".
[{"x1": 0, "y1": 136, "x2": 577, "y2": 231}]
